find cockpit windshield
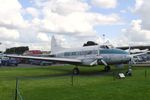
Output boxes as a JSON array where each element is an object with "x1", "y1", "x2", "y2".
[
  {"x1": 100, "y1": 45, "x2": 114, "y2": 49},
  {"x1": 100, "y1": 45, "x2": 109, "y2": 49}
]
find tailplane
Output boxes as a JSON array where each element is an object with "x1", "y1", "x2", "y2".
[{"x1": 51, "y1": 36, "x2": 65, "y2": 54}]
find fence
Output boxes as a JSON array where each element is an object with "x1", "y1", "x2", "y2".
[
  {"x1": 13, "y1": 68, "x2": 150, "y2": 100},
  {"x1": 14, "y1": 74, "x2": 80, "y2": 100}
]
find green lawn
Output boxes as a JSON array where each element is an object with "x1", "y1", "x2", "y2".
[{"x1": 0, "y1": 65, "x2": 150, "y2": 100}]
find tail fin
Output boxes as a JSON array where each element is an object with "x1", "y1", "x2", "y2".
[{"x1": 51, "y1": 36, "x2": 65, "y2": 54}]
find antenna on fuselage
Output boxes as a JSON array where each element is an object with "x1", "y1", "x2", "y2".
[{"x1": 102, "y1": 34, "x2": 105, "y2": 44}]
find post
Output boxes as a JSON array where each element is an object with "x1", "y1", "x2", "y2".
[
  {"x1": 113, "y1": 72, "x2": 115, "y2": 81},
  {"x1": 71, "y1": 74, "x2": 74, "y2": 86},
  {"x1": 145, "y1": 69, "x2": 147, "y2": 79},
  {"x1": 14, "y1": 78, "x2": 18, "y2": 100}
]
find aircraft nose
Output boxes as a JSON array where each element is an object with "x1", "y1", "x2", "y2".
[{"x1": 126, "y1": 55, "x2": 131, "y2": 61}]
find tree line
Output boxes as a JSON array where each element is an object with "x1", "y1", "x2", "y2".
[
  {"x1": 2, "y1": 41, "x2": 97, "y2": 54},
  {"x1": 83, "y1": 41, "x2": 98, "y2": 46},
  {"x1": 4, "y1": 46, "x2": 29, "y2": 54}
]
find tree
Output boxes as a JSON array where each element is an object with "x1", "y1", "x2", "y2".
[
  {"x1": 83, "y1": 41, "x2": 98, "y2": 47},
  {"x1": 4, "y1": 46, "x2": 29, "y2": 54}
]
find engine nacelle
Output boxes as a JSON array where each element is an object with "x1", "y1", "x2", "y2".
[{"x1": 81, "y1": 58, "x2": 98, "y2": 66}]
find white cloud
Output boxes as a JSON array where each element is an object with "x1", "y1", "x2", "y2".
[
  {"x1": 0, "y1": 27, "x2": 19, "y2": 40},
  {"x1": 45, "y1": 0, "x2": 90, "y2": 15},
  {"x1": 135, "y1": 0, "x2": 144, "y2": 11},
  {"x1": 25, "y1": 7, "x2": 39, "y2": 17},
  {"x1": 118, "y1": 0, "x2": 150, "y2": 46},
  {"x1": 91, "y1": 0, "x2": 117, "y2": 9},
  {"x1": 37, "y1": 32, "x2": 49, "y2": 42},
  {"x1": 0, "y1": 0, "x2": 28, "y2": 29},
  {"x1": 0, "y1": 0, "x2": 122, "y2": 51},
  {"x1": 122, "y1": 20, "x2": 150, "y2": 42},
  {"x1": 39, "y1": 12, "x2": 120, "y2": 36},
  {"x1": 54, "y1": 35, "x2": 70, "y2": 48},
  {"x1": 134, "y1": 0, "x2": 150, "y2": 30},
  {"x1": 31, "y1": 0, "x2": 90, "y2": 11},
  {"x1": 28, "y1": 0, "x2": 121, "y2": 39}
]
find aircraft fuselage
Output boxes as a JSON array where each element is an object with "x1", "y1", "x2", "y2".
[{"x1": 54, "y1": 45, "x2": 131, "y2": 66}]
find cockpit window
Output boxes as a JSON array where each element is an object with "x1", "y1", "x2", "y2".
[
  {"x1": 100, "y1": 45, "x2": 109, "y2": 49},
  {"x1": 108, "y1": 45, "x2": 114, "y2": 48}
]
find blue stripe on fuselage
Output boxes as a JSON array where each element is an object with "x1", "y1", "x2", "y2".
[{"x1": 100, "y1": 49, "x2": 128, "y2": 54}]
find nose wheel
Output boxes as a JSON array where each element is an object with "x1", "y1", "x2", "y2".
[{"x1": 73, "y1": 67, "x2": 80, "y2": 75}]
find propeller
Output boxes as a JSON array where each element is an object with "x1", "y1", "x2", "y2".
[
  {"x1": 128, "y1": 45, "x2": 148, "y2": 65},
  {"x1": 128, "y1": 45, "x2": 136, "y2": 65}
]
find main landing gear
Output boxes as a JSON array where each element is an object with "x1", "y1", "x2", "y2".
[
  {"x1": 104, "y1": 65, "x2": 111, "y2": 72},
  {"x1": 73, "y1": 67, "x2": 80, "y2": 75},
  {"x1": 125, "y1": 61, "x2": 132, "y2": 76}
]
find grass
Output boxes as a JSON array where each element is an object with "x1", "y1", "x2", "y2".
[{"x1": 0, "y1": 65, "x2": 150, "y2": 100}]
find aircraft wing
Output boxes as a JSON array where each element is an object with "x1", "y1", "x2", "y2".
[
  {"x1": 6, "y1": 55, "x2": 82, "y2": 64},
  {"x1": 131, "y1": 52, "x2": 148, "y2": 57},
  {"x1": 130, "y1": 52, "x2": 148, "y2": 64}
]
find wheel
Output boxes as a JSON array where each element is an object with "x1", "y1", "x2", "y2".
[
  {"x1": 73, "y1": 68, "x2": 80, "y2": 75},
  {"x1": 104, "y1": 66, "x2": 111, "y2": 72}
]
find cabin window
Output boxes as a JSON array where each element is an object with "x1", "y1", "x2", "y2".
[
  {"x1": 64, "y1": 50, "x2": 98, "y2": 56},
  {"x1": 86, "y1": 51, "x2": 92, "y2": 55},
  {"x1": 72, "y1": 52, "x2": 76, "y2": 56},
  {"x1": 64, "y1": 52, "x2": 70, "y2": 56},
  {"x1": 92, "y1": 50, "x2": 98, "y2": 54},
  {"x1": 79, "y1": 51, "x2": 84, "y2": 55}
]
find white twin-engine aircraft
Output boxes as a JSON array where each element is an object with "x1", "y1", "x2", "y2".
[{"x1": 7, "y1": 36, "x2": 145, "y2": 74}]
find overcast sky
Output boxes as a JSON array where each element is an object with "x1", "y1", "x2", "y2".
[{"x1": 0, "y1": 0, "x2": 149, "y2": 51}]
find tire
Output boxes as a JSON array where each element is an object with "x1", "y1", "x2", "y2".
[
  {"x1": 104, "y1": 66, "x2": 111, "y2": 72},
  {"x1": 73, "y1": 68, "x2": 80, "y2": 75}
]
